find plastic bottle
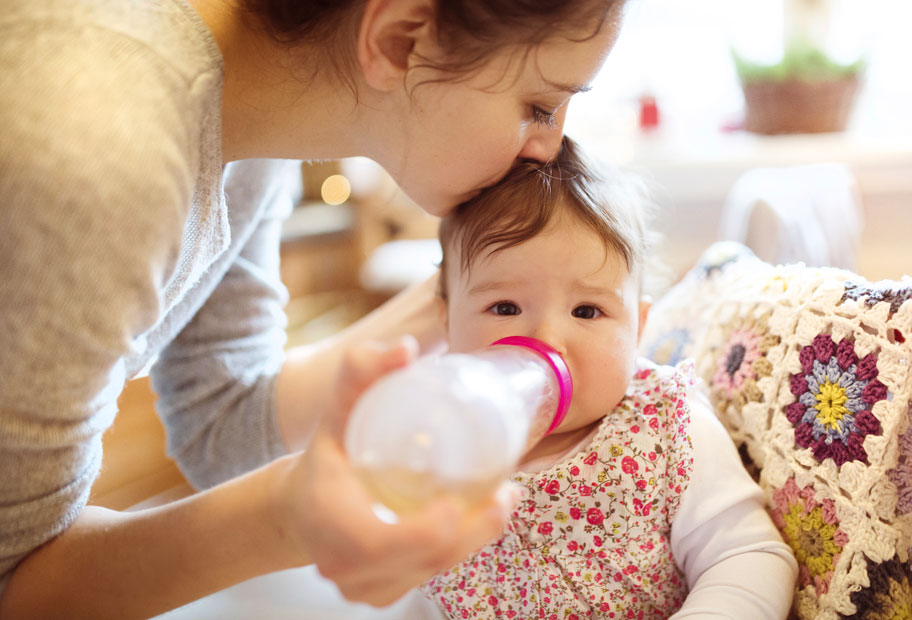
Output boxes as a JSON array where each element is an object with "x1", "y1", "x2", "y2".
[{"x1": 344, "y1": 336, "x2": 573, "y2": 517}]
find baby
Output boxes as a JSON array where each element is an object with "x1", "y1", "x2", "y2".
[{"x1": 422, "y1": 138, "x2": 797, "y2": 618}]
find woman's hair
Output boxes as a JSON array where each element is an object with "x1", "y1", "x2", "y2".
[
  {"x1": 438, "y1": 136, "x2": 656, "y2": 301},
  {"x1": 241, "y1": 1, "x2": 623, "y2": 88}
]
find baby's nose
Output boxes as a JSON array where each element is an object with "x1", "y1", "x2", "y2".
[{"x1": 529, "y1": 324, "x2": 565, "y2": 357}]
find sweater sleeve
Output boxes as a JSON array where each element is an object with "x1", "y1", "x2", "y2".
[
  {"x1": 150, "y1": 160, "x2": 296, "y2": 490},
  {"x1": 669, "y1": 391, "x2": 798, "y2": 618},
  {"x1": 0, "y1": 22, "x2": 197, "y2": 583}
]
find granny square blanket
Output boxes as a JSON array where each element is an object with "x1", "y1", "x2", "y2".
[{"x1": 640, "y1": 242, "x2": 912, "y2": 619}]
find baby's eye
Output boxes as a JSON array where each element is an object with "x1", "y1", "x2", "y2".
[
  {"x1": 490, "y1": 302, "x2": 521, "y2": 316},
  {"x1": 572, "y1": 305, "x2": 602, "y2": 319}
]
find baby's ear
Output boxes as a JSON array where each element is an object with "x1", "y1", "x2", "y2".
[
  {"x1": 636, "y1": 296, "x2": 652, "y2": 345},
  {"x1": 436, "y1": 294, "x2": 450, "y2": 337}
]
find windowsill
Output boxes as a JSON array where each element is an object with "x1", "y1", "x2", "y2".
[
  {"x1": 577, "y1": 126, "x2": 912, "y2": 200},
  {"x1": 281, "y1": 201, "x2": 355, "y2": 245},
  {"x1": 568, "y1": 124, "x2": 912, "y2": 282}
]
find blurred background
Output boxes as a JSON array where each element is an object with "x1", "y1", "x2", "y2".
[{"x1": 278, "y1": 0, "x2": 912, "y2": 348}]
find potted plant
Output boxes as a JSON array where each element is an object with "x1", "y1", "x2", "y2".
[{"x1": 733, "y1": 43, "x2": 865, "y2": 135}]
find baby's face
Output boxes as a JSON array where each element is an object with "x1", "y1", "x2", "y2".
[{"x1": 444, "y1": 213, "x2": 649, "y2": 436}]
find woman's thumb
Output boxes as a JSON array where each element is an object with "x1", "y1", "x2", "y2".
[{"x1": 328, "y1": 335, "x2": 420, "y2": 438}]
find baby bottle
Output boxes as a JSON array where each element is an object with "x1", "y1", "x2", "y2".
[{"x1": 344, "y1": 336, "x2": 572, "y2": 516}]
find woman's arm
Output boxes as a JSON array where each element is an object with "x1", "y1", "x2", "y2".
[
  {"x1": 0, "y1": 341, "x2": 513, "y2": 619},
  {"x1": 669, "y1": 392, "x2": 798, "y2": 619},
  {"x1": 0, "y1": 458, "x2": 300, "y2": 619},
  {"x1": 276, "y1": 272, "x2": 445, "y2": 451}
]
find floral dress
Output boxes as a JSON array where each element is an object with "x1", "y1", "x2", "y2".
[{"x1": 423, "y1": 359, "x2": 695, "y2": 619}]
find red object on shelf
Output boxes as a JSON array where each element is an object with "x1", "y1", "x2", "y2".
[{"x1": 639, "y1": 94, "x2": 660, "y2": 130}]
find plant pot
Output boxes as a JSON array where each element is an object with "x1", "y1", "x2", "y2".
[{"x1": 741, "y1": 76, "x2": 860, "y2": 134}]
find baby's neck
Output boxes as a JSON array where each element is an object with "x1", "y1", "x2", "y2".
[{"x1": 516, "y1": 417, "x2": 604, "y2": 474}]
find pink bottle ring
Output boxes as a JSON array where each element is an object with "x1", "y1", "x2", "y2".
[{"x1": 490, "y1": 336, "x2": 573, "y2": 436}]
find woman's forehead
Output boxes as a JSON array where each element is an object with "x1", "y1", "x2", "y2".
[{"x1": 465, "y1": 16, "x2": 623, "y2": 95}]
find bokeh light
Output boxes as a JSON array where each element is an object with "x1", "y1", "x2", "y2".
[{"x1": 321, "y1": 174, "x2": 352, "y2": 205}]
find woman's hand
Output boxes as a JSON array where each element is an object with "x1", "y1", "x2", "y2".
[
  {"x1": 277, "y1": 272, "x2": 447, "y2": 452},
  {"x1": 276, "y1": 337, "x2": 518, "y2": 606}
]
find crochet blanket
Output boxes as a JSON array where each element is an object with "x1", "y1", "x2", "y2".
[{"x1": 639, "y1": 242, "x2": 912, "y2": 620}]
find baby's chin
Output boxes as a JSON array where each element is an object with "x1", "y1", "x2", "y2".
[
  {"x1": 569, "y1": 394, "x2": 628, "y2": 426},
  {"x1": 557, "y1": 410, "x2": 608, "y2": 436}
]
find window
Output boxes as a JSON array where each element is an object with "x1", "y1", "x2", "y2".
[{"x1": 565, "y1": 0, "x2": 912, "y2": 150}]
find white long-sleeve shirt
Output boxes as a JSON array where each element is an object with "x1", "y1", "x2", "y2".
[{"x1": 669, "y1": 389, "x2": 797, "y2": 618}]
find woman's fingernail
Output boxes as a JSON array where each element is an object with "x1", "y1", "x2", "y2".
[
  {"x1": 399, "y1": 334, "x2": 420, "y2": 357},
  {"x1": 494, "y1": 483, "x2": 522, "y2": 510}
]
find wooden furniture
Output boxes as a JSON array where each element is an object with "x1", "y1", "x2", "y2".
[
  {"x1": 90, "y1": 377, "x2": 188, "y2": 510},
  {"x1": 91, "y1": 164, "x2": 383, "y2": 509}
]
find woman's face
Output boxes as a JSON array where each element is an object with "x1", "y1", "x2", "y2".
[{"x1": 383, "y1": 24, "x2": 621, "y2": 216}]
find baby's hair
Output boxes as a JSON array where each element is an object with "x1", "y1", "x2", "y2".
[{"x1": 438, "y1": 136, "x2": 655, "y2": 302}]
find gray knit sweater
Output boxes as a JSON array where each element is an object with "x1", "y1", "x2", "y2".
[{"x1": 0, "y1": 0, "x2": 293, "y2": 587}]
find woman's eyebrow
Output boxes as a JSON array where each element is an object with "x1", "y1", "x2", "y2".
[{"x1": 542, "y1": 79, "x2": 592, "y2": 95}]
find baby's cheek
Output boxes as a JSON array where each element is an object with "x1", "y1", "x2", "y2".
[
  {"x1": 446, "y1": 315, "x2": 489, "y2": 353},
  {"x1": 572, "y1": 388, "x2": 614, "y2": 429},
  {"x1": 583, "y1": 367, "x2": 631, "y2": 417}
]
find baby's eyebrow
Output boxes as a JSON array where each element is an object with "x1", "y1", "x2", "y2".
[
  {"x1": 574, "y1": 282, "x2": 623, "y2": 303},
  {"x1": 466, "y1": 280, "x2": 516, "y2": 297}
]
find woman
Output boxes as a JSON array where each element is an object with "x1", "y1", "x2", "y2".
[{"x1": 0, "y1": 0, "x2": 625, "y2": 616}]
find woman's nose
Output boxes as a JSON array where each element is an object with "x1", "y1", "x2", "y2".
[{"x1": 517, "y1": 108, "x2": 567, "y2": 164}]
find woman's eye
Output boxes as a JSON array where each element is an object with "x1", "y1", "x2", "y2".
[
  {"x1": 490, "y1": 302, "x2": 520, "y2": 316},
  {"x1": 530, "y1": 105, "x2": 557, "y2": 128},
  {"x1": 572, "y1": 305, "x2": 601, "y2": 319}
]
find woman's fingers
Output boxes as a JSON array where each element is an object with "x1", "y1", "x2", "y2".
[
  {"x1": 394, "y1": 482, "x2": 519, "y2": 565},
  {"x1": 442, "y1": 482, "x2": 522, "y2": 564},
  {"x1": 321, "y1": 482, "x2": 521, "y2": 605},
  {"x1": 294, "y1": 430, "x2": 520, "y2": 604},
  {"x1": 286, "y1": 336, "x2": 520, "y2": 606},
  {"x1": 325, "y1": 335, "x2": 419, "y2": 439}
]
